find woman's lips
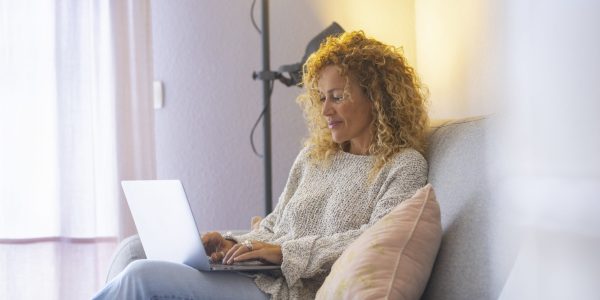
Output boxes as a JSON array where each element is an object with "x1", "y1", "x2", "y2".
[{"x1": 328, "y1": 121, "x2": 342, "y2": 129}]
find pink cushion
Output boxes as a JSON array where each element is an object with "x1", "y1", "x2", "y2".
[{"x1": 316, "y1": 184, "x2": 442, "y2": 300}]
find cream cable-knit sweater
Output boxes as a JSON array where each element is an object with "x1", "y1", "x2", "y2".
[{"x1": 235, "y1": 146, "x2": 428, "y2": 300}]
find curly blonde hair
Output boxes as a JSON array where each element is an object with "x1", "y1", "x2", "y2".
[{"x1": 297, "y1": 31, "x2": 429, "y2": 177}]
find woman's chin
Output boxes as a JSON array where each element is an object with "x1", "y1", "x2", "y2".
[{"x1": 330, "y1": 136, "x2": 347, "y2": 145}]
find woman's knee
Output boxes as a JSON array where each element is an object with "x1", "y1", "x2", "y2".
[
  {"x1": 119, "y1": 260, "x2": 184, "y2": 284},
  {"x1": 123, "y1": 259, "x2": 159, "y2": 275}
]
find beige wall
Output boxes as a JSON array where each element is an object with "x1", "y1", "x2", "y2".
[
  {"x1": 308, "y1": 0, "x2": 416, "y2": 67},
  {"x1": 415, "y1": 0, "x2": 500, "y2": 119}
]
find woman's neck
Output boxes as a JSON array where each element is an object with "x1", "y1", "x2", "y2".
[{"x1": 345, "y1": 140, "x2": 370, "y2": 155}]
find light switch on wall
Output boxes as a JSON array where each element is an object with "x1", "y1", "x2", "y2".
[{"x1": 153, "y1": 81, "x2": 164, "y2": 109}]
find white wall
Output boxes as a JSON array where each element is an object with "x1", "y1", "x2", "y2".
[{"x1": 150, "y1": 0, "x2": 416, "y2": 231}]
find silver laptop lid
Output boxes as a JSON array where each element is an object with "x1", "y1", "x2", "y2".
[{"x1": 122, "y1": 180, "x2": 211, "y2": 270}]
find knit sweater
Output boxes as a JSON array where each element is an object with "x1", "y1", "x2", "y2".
[{"x1": 235, "y1": 146, "x2": 428, "y2": 300}]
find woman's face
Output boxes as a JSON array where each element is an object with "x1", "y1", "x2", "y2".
[{"x1": 318, "y1": 65, "x2": 373, "y2": 155}]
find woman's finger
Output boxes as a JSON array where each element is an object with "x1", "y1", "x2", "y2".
[
  {"x1": 235, "y1": 247, "x2": 282, "y2": 265},
  {"x1": 225, "y1": 243, "x2": 250, "y2": 264},
  {"x1": 222, "y1": 243, "x2": 240, "y2": 263},
  {"x1": 223, "y1": 242, "x2": 250, "y2": 264},
  {"x1": 233, "y1": 249, "x2": 264, "y2": 262}
]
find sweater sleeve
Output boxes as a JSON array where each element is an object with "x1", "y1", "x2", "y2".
[
  {"x1": 233, "y1": 148, "x2": 307, "y2": 243},
  {"x1": 280, "y1": 151, "x2": 428, "y2": 287}
]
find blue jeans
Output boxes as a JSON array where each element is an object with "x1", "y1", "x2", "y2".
[{"x1": 93, "y1": 260, "x2": 270, "y2": 300}]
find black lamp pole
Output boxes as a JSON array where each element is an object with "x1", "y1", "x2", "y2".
[
  {"x1": 253, "y1": 1, "x2": 343, "y2": 215},
  {"x1": 260, "y1": 0, "x2": 273, "y2": 215}
]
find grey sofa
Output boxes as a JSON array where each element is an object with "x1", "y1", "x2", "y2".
[{"x1": 105, "y1": 117, "x2": 510, "y2": 299}]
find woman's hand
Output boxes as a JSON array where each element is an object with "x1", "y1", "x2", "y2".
[
  {"x1": 222, "y1": 240, "x2": 282, "y2": 265},
  {"x1": 201, "y1": 231, "x2": 236, "y2": 263}
]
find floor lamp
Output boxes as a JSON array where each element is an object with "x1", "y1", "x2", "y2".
[{"x1": 252, "y1": 0, "x2": 344, "y2": 215}]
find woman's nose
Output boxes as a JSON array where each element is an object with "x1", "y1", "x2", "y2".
[{"x1": 321, "y1": 99, "x2": 333, "y2": 116}]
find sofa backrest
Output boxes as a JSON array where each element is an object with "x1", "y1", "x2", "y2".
[{"x1": 421, "y1": 117, "x2": 505, "y2": 299}]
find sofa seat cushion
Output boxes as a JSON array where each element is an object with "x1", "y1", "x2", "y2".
[{"x1": 316, "y1": 184, "x2": 442, "y2": 300}]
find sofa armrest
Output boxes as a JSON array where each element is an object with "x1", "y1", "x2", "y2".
[{"x1": 105, "y1": 234, "x2": 146, "y2": 283}]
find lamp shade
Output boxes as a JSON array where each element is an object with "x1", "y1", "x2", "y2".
[{"x1": 278, "y1": 22, "x2": 345, "y2": 86}]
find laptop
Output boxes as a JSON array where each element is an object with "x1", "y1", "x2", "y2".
[{"x1": 121, "y1": 180, "x2": 280, "y2": 271}]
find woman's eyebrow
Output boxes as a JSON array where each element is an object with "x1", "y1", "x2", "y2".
[{"x1": 322, "y1": 88, "x2": 344, "y2": 94}]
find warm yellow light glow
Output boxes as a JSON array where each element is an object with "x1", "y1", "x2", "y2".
[
  {"x1": 415, "y1": 0, "x2": 491, "y2": 119},
  {"x1": 308, "y1": 0, "x2": 417, "y2": 67}
]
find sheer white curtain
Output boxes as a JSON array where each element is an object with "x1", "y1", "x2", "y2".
[
  {"x1": 489, "y1": 1, "x2": 600, "y2": 299},
  {"x1": 0, "y1": 0, "x2": 155, "y2": 299}
]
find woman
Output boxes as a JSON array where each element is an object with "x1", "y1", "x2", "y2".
[{"x1": 94, "y1": 30, "x2": 429, "y2": 300}]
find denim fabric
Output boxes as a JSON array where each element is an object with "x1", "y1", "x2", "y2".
[{"x1": 93, "y1": 260, "x2": 270, "y2": 300}]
